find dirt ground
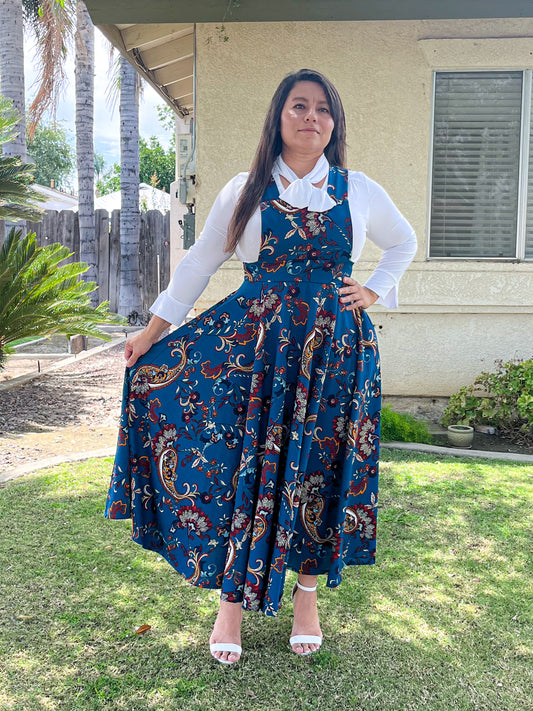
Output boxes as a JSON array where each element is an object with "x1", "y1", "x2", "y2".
[
  {"x1": 1, "y1": 340, "x2": 531, "y2": 478},
  {"x1": 0, "y1": 342, "x2": 126, "y2": 474}
]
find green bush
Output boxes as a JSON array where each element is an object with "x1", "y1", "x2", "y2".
[
  {"x1": 441, "y1": 359, "x2": 533, "y2": 446},
  {"x1": 0, "y1": 228, "x2": 125, "y2": 369},
  {"x1": 380, "y1": 406, "x2": 433, "y2": 444}
]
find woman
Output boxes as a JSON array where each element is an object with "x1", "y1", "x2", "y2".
[{"x1": 105, "y1": 69, "x2": 417, "y2": 665}]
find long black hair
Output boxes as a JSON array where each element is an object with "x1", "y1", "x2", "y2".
[{"x1": 225, "y1": 69, "x2": 347, "y2": 252}]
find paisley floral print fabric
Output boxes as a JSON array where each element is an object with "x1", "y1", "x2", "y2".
[{"x1": 105, "y1": 167, "x2": 381, "y2": 616}]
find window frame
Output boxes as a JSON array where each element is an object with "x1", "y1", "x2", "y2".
[{"x1": 426, "y1": 68, "x2": 533, "y2": 262}]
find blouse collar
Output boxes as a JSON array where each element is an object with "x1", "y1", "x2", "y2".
[{"x1": 272, "y1": 154, "x2": 336, "y2": 212}]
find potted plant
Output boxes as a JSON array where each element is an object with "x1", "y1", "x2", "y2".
[{"x1": 446, "y1": 424, "x2": 474, "y2": 448}]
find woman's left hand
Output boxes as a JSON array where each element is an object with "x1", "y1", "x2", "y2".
[{"x1": 338, "y1": 276, "x2": 378, "y2": 310}]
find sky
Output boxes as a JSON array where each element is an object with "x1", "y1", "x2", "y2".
[{"x1": 23, "y1": 27, "x2": 173, "y2": 175}]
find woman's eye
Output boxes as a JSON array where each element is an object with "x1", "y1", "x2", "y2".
[
  {"x1": 319, "y1": 107, "x2": 330, "y2": 113},
  {"x1": 293, "y1": 103, "x2": 305, "y2": 109}
]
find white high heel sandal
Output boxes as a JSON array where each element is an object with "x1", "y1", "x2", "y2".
[
  {"x1": 209, "y1": 642, "x2": 242, "y2": 665},
  {"x1": 289, "y1": 580, "x2": 323, "y2": 655}
]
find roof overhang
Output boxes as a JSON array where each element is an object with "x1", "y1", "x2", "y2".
[
  {"x1": 97, "y1": 23, "x2": 194, "y2": 117},
  {"x1": 85, "y1": 0, "x2": 533, "y2": 25},
  {"x1": 85, "y1": 1, "x2": 533, "y2": 118}
]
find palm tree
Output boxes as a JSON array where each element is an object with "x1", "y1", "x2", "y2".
[
  {"x1": 75, "y1": 0, "x2": 97, "y2": 302},
  {"x1": 25, "y1": 0, "x2": 75, "y2": 137},
  {"x1": 0, "y1": 0, "x2": 75, "y2": 238},
  {"x1": 0, "y1": 0, "x2": 28, "y2": 239},
  {"x1": 0, "y1": 93, "x2": 124, "y2": 369},
  {"x1": 0, "y1": 229, "x2": 123, "y2": 369},
  {"x1": 23, "y1": 0, "x2": 98, "y2": 302},
  {"x1": 118, "y1": 56, "x2": 142, "y2": 318},
  {"x1": 94, "y1": 151, "x2": 105, "y2": 181},
  {"x1": 0, "y1": 1, "x2": 26, "y2": 161},
  {"x1": 2, "y1": 1, "x2": 142, "y2": 316},
  {"x1": 0, "y1": 95, "x2": 42, "y2": 223}
]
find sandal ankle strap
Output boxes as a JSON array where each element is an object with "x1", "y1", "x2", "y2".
[{"x1": 296, "y1": 580, "x2": 318, "y2": 592}]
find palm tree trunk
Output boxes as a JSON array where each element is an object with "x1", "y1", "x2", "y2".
[
  {"x1": 0, "y1": 0, "x2": 26, "y2": 161},
  {"x1": 119, "y1": 57, "x2": 142, "y2": 318},
  {"x1": 0, "y1": 0, "x2": 27, "y2": 241},
  {"x1": 75, "y1": 0, "x2": 97, "y2": 303}
]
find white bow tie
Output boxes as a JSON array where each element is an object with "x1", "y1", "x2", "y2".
[
  {"x1": 278, "y1": 178, "x2": 336, "y2": 212},
  {"x1": 274, "y1": 154, "x2": 336, "y2": 213}
]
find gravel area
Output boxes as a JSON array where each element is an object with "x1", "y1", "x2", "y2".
[{"x1": 0, "y1": 342, "x2": 126, "y2": 473}]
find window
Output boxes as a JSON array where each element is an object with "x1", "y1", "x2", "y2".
[{"x1": 429, "y1": 71, "x2": 533, "y2": 260}]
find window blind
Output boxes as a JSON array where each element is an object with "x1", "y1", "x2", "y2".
[{"x1": 430, "y1": 72, "x2": 522, "y2": 258}]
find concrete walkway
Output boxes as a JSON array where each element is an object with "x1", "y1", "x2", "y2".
[
  {"x1": 0, "y1": 335, "x2": 127, "y2": 392},
  {"x1": 2, "y1": 440, "x2": 532, "y2": 487},
  {"x1": 381, "y1": 441, "x2": 533, "y2": 464},
  {"x1": 0, "y1": 447, "x2": 116, "y2": 484}
]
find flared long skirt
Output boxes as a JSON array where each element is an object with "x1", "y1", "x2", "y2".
[{"x1": 105, "y1": 275, "x2": 381, "y2": 615}]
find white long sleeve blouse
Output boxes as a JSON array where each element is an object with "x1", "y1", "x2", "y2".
[{"x1": 150, "y1": 155, "x2": 417, "y2": 327}]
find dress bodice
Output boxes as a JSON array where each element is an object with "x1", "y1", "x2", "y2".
[{"x1": 244, "y1": 167, "x2": 353, "y2": 286}]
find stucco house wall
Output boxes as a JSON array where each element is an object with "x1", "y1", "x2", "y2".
[{"x1": 191, "y1": 18, "x2": 533, "y2": 397}]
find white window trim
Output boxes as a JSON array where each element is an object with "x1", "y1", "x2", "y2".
[
  {"x1": 516, "y1": 69, "x2": 532, "y2": 259},
  {"x1": 427, "y1": 68, "x2": 533, "y2": 262}
]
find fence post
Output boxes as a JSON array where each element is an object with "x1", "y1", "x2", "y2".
[
  {"x1": 57, "y1": 210, "x2": 79, "y2": 263},
  {"x1": 20, "y1": 207, "x2": 169, "y2": 315},
  {"x1": 109, "y1": 209, "x2": 121, "y2": 313},
  {"x1": 161, "y1": 211, "x2": 171, "y2": 292},
  {"x1": 27, "y1": 216, "x2": 41, "y2": 244},
  {"x1": 95, "y1": 209, "x2": 110, "y2": 304},
  {"x1": 34, "y1": 210, "x2": 59, "y2": 248},
  {"x1": 138, "y1": 211, "x2": 149, "y2": 311}
]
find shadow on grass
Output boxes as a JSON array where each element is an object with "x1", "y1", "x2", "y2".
[{"x1": 0, "y1": 452, "x2": 531, "y2": 711}]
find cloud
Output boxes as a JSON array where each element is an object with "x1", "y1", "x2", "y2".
[{"x1": 23, "y1": 26, "x2": 173, "y2": 170}]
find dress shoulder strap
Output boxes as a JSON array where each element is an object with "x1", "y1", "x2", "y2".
[
  {"x1": 326, "y1": 166, "x2": 349, "y2": 204},
  {"x1": 261, "y1": 176, "x2": 279, "y2": 203}
]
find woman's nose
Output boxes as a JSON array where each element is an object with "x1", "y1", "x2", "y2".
[{"x1": 305, "y1": 106, "x2": 318, "y2": 121}]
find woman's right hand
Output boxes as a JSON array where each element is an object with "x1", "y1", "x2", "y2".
[
  {"x1": 124, "y1": 330, "x2": 156, "y2": 368},
  {"x1": 124, "y1": 315, "x2": 171, "y2": 368}
]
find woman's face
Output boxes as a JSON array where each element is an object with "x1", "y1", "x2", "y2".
[{"x1": 279, "y1": 81, "x2": 335, "y2": 157}]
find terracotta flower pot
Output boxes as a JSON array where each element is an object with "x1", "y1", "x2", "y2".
[{"x1": 447, "y1": 424, "x2": 474, "y2": 448}]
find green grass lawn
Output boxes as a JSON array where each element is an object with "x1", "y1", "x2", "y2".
[{"x1": 0, "y1": 450, "x2": 531, "y2": 711}]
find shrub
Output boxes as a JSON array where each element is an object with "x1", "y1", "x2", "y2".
[
  {"x1": 380, "y1": 406, "x2": 433, "y2": 444},
  {"x1": 0, "y1": 94, "x2": 43, "y2": 223},
  {"x1": 441, "y1": 359, "x2": 533, "y2": 446},
  {"x1": 0, "y1": 228, "x2": 125, "y2": 369}
]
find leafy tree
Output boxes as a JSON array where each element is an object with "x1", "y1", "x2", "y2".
[
  {"x1": 97, "y1": 137, "x2": 176, "y2": 196},
  {"x1": 156, "y1": 104, "x2": 176, "y2": 138},
  {"x1": 96, "y1": 162, "x2": 120, "y2": 196},
  {"x1": 26, "y1": 121, "x2": 75, "y2": 191},
  {"x1": 139, "y1": 136, "x2": 175, "y2": 193}
]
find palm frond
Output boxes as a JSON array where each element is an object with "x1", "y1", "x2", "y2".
[
  {"x1": 26, "y1": 0, "x2": 76, "y2": 137},
  {"x1": 0, "y1": 129, "x2": 44, "y2": 222},
  {"x1": 106, "y1": 50, "x2": 144, "y2": 115},
  {"x1": 0, "y1": 97, "x2": 22, "y2": 144},
  {"x1": 0, "y1": 229, "x2": 126, "y2": 369},
  {"x1": 0, "y1": 204, "x2": 44, "y2": 221},
  {"x1": 0, "y1": 158, "x2": 37, "y2": 179}
]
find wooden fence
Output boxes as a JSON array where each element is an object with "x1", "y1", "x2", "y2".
[{"x1": 28, "y1": 209, "x2": 171, "y2": 315}]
